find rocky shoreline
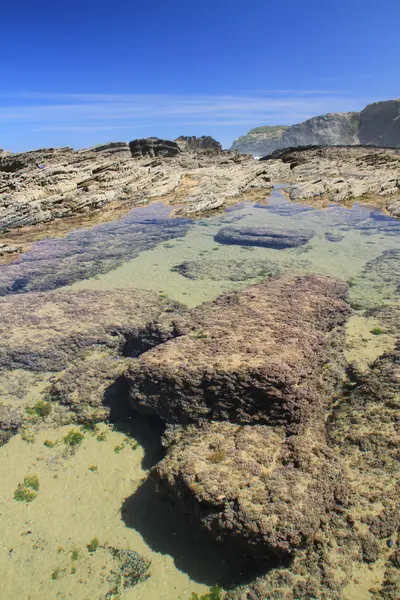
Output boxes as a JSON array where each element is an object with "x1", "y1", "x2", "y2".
[{"x1": 0, "y1": 136, "x2": 399, "y2": 599}]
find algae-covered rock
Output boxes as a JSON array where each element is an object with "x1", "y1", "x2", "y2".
[
  {"x1": 154, "y1": 421, "x2": 346, "y2": 558},
  {"x1": 171, "y1": 259, "x2": 281, "y2": 281},
  {"x1": 126, "y1": 275, "x2": 348, "y2": 428},
  {"x1": 214, "y1": 226, "x2": 314, "y2": 249}
]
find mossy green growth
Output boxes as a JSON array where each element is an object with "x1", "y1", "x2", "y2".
[
  {"x1": 26, "y1": 400, "x2": 52, "y2": 419},
  {"x1": 370, "y1": 327, "x2": 386, "y2": 335},
  {"x1": 114, "y1": 444, "x2": 125, "y2": 454},
  {"x1": 44, "y1": 439, "x2": 56, "y2": 448},
  {"x1": 96, "y1": 431, "x2": 107, "y2": 442},
  {"x1": 71, "y1": 548, "x2": 79, "y2": 561},
  {"x1": 63, "y1": 430, "x2": 85, "y2": 447},
  {"x1": 23, "y1": 475, "x2": 40, "y2": 491},
  {"x1": 190, "y1": 586, "x2": 225, "y2": 600},
  {"x1": 14, "y1": 475, "x2": 40, "y2": 502},
  {"x1": 106, "y1": 547, "x2": 151, "y2": 595},
  {"x1": 87, "y1": 537, "x2": 100, "y2": 553},
  {"x1": 14, "y1": 486, "x2": 37, "y2": 503},
  {"x1": 80, "y1": 422, "x2": 99, "y2": 434}
]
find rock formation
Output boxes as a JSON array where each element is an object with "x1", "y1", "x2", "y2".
[
  {"x1": 263, "y1": 145, "x2": 400, "y2": 218},
  {"x1": 124, "y1": 275, "x2": 350, "y2": 558},
  {"x1": 0, "y1": 142, "x2": 276, "y2": 237},
  {"x1": 214, "y1": 225, "x2": 314, "y2": 249},
  {"x1": 128, "y1": 137, "x2": 180, "y2": 158},
  {"x1": 231, "y1": 99, "x2": 400, "y2": 155},
  {"x1": 174, "y1": 135, "x2": 222, "y2": 153}
]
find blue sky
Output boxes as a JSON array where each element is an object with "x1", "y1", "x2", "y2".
[{"x1": 2, "y1": 0, "x2": 399, "y2": 151}]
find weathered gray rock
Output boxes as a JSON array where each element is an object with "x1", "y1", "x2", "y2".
[
  {"x1": 358, "y1": 99, "x2": 400, "y2": 147},
  {"x1": 214, "y1": 225, "x2": 314, "y2": 249}
]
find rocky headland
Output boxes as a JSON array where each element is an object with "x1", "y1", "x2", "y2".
[{"x1": 231, "y1": 99, "x2": 400, "y2": 155}]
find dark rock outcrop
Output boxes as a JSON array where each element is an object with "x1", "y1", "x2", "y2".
[
  {"x1": 214, "y1": 225, "x2": 314, "y2": 249},
  {"x1": 174, "y1": 136, "x2": 222, "y2": 153},
  {"x1": 128, "y1": 137, "x2": 180, "y2": 158}
]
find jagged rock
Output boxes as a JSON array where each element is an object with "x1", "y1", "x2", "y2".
[
  {"x1": 263, "y1": 145, "x2": 400, "y2": 217},
  {"x1": 0, "y1": 146, "x2": 275, "y2": 233},
  {"x1": 214, "y1": 225, "x2": 314, "y2": 249},
  {"x1": 126, "y1": 275, "x2": 349, "y2": 428},
  {"x1": 174, "y1": 136, "x2": 222, "y2": 153},
  {"x1": 0, "y1": 405, "x2": 23, "y2": 445},
  {"x1": 128, "y1": 137, "x2": 180, "y2": 158}
]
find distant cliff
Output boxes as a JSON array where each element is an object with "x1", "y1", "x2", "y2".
[{"x1": 231, "y1": 100, "x2": 400, "y2": 155}]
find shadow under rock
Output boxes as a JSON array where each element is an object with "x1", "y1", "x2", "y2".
[{"x1": 121, "y1": 477, "x2": 268, "y2": 587}]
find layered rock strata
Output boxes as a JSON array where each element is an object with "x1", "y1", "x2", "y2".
[{"x1": 0, "y1": 141, "x2": 277, "y2": 235}]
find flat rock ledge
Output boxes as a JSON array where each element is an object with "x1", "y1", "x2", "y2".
[
  {"x1": 214, "y1": 226, "x2": 314, "y2": 249},
  {"x1": 125, "y1": 274, "x2": 350, "y2": 558}
]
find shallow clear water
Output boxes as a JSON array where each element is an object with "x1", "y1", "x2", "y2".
[
  {"x1": 1, "y1": 189, "x2": 400, "y2": 309},
  {"x1": 1, "y1": 189, "x2": 399, "y2": 600}
]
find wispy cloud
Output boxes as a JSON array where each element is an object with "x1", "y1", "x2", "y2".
[
  {"x1": 0, "y1": 90, "x2": 370, "y2": 127},
  {"x1": 1, "y1": 90, "x2": 375, "y2": 151}
]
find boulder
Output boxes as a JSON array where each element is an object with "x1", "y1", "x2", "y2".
[
  {"x1": 214, "y1": 225, "x2": 314, "y2": 249},
  {"x1": 174, "y1": 136, "x2": 222, "y2": 153},
  {"x1": 126, "y1": 275, "x2": 349, "y2": 428},
  {"x1": 154, "y1": 422, "x2": 345, "y2": 558}
]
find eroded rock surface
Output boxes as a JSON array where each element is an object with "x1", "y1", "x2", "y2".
[
  {"x1": 126, "y1": 275, "x2": 348, "y2": 427},
  {"x1": 214, "y1": 226, "x2": 314, "y2": 249},
  {"x1": 0, "y1": 143, "x2": 277, "y2": 235},
  {"x1": 124, "y1": 275, "x2": 350, "y2": 558},
  {"x1": 263, "y1": 145, "x2": 400, "y2": 217},
  {"x1": 128, "y1": 137, "x2": 180, "y2": 158}
]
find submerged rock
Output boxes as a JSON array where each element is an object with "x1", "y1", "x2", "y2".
[
  {"x1": 171, "y1": 259, "x2": 282, "y2": 281},
  {"x1": 214, "y1": 225, "x2": 314, "y2": 249}
]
